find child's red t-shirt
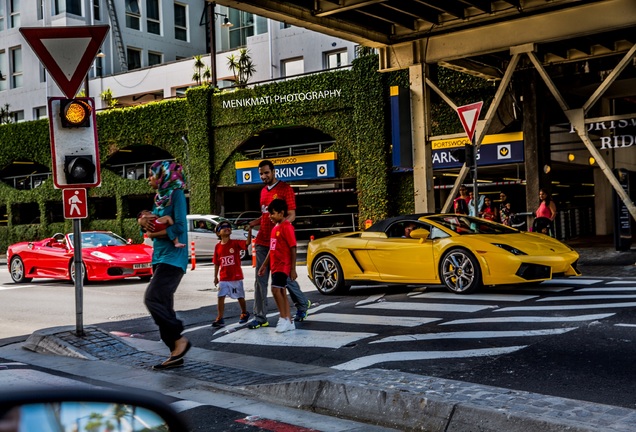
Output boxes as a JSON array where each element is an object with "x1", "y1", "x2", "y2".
[
  {"x1": 213, "y1": 239, "x2": 247, "y2": 281},
  {"x1": 269, "y1": 220, "x2": 297, "y2": 275}
]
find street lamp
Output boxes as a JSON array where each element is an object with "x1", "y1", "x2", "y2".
[{"x1": 206, "y1": 1, "x2": 233, "y2": 88}]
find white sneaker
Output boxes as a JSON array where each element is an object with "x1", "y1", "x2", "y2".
[
  {"x1": 275, "y1": 318, "x2": 287, "y2": 333},
  {"x1": 283, "y1": 319, "x2": 295, "y2": 332}
]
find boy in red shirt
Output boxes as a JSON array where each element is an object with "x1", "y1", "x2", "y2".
[
  {"x1": 212, "y1": 222, "x2": 251, "y2": 327},
  {"x1": 257, "y1": 199, "x2": 297, "y2": 333}
]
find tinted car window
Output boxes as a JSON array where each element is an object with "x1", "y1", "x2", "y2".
[{"x1": 429, "y1": 215, "x2": 517, "y2": 235}]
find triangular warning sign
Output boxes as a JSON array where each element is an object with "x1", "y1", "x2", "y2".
[
  {"x1": 457, "y1": 101, "x2": 483, "y2": 142},
  {"x1": 20, "y1": 25, "x2": 109, "y2": 99}
]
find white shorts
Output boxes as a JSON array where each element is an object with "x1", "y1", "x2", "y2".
[{"x1": 218, "y1": 280, "x2": 245, "y2": 299}]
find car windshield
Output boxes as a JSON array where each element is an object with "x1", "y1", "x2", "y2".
[
  {"x1": 429, "y1": 215, "x2": 518, "y2": 235},
  {"x1": 68, "y1": 232, "x2": 128, "y2": 248}
]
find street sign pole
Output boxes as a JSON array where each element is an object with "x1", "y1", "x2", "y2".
[
  {"x1": 457, "y1": 102, "x2": 483, "y2": 216},
  {"x1": 73, "y1": 219, "x2": 84, "y2": 336}
]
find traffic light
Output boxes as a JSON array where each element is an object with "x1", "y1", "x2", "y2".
[
  {"x1": 48, "y1": 97, "x2": 101, "y2": 189},
  {"x1": 60, "y1": 99, "x2": 92, "y2": 128},
  {"x1": 450, "y1": 144, "x2": 475, "y2": 168}
]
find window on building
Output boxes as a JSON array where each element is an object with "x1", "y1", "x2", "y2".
[
  {"x1": 39, "y1": 64, "x2": 46, "y2": 83},
  {"x1": 11, "y1": 202, "x2": 40, "y2": 224},
  {"x1": 10, "y1": 0, "x2": 19, "y2": 28},
  {"x1": 0, "y1": 205, "x2": 7, "y2": 226},
  {"x1": 325, "y1": 50, "x2": 348, "y2": 69},
  {"x1": 127, "y1": 47, "x2": 141, "y2": 70},
  {"x1": 90, "y1": 197, "x2": 117, "y2": 220},
  {"x1": 126, "y1": 0, "x2": 140, "y2": 30},
  {"x1": 174, "y1": 3, "x2": 187, "y2": 41},
  {"x1": 10, "y1": 46, "x2": 22, "y2": 88},
  {"x1": 37, "y1": 0, "x2": 44, "y2": 20},
  {"x1": 0, "y1": 0, "x2": 5, "y2": 30},
  {"x1": 11, "y1": 110, "x2": 23, "y2": 122},
  {"x1": 148, "y1": 51, "x2": 162, "y2": 66},
  {"x1": 67, "y1": 0, "x2": 81, "y2": 15},
  {"x1": 93, "y1": 0, "x2": 100, "y2": 20},
  {"x1": 34, "y1": 106, "x2": 47, "y2": 119},
  {"x1": 95, "y1": 57, "x2": 103, "y2": 77},
  {"x1": 280, "y1": 22, "x2": 291, "y2": 29},
  {"x1": 147, "y1": 0, "x2": 160, "y2": 35},
  {"x1": 0, "y1": 51, "x2": 6, "y2": 92},
  {"x1": 282, "y1": 57, "x2": 303, "y2": 77},
  {"x1": 228, "y1": 9, "x2": 254, "y2": 49},
  {"x1": 45, "y1": 201, "x2": 64, "y2": 223}
]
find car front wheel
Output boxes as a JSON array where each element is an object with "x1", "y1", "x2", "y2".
[
  {"x1": 69, "y1": 260, "x2": 88, "y2": 284},
  {"x1": 440, "y1": 248, "x2": 481, "y2": 294},
  {"x1": 10, "y1": 256, "x2": 32, "y2": 283},
  {"x1": 312, "y1": 254, "x2": 347, "y2": 295}
]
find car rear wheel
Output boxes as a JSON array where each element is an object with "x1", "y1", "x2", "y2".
[
  {"x1": 69, "y1": 260, "x2": 88, "y2": 284},
  {"x1": 440, "y1": 248, "x2": 481, "y2": 294},
  {"x1": 312, "y1": 254, "x2": 347, "y2": 295},
  {"x1": 10, "y1": 256, "x2": 32, "y2": 283}
]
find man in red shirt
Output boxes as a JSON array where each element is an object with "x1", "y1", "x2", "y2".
[{"x1": 247, "y1": 160, "x2": 310, "y2": 329}]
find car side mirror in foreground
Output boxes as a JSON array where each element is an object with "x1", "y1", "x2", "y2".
[
  {"x1": 0, "y1": 388, "x2": 189, "y2": 432},
  {"x1": 409, "y1": 228, "x2": 430, "y2": 240}
]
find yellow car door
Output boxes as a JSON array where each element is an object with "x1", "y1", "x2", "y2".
[{"x1": 366, "y1": 229, "x2": 436, "y2": 283}]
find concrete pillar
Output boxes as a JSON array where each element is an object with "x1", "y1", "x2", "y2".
[
  {"x1": 409, "y1": 63, "x2": 435, "y2": 212},
  {"x1": 522, "y1": 68, "x2": 551, "y2": 217}
]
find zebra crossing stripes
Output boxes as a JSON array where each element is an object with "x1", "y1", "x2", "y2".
[
  {"x1": 537, "y1": 294, "x2": 636, "y2": 301},
  {"x1": 332, "y1": 346, "x2": 527, "y2": 371},
  {"x1": 306, "y1": 313, "x2": 440, "y2": 327},
  {"x1": 440, "y1": 313, "x2": 615, "y2": 325},
  {"x1": 213, "y1": 328, "x2": 377, "y2": 348},
  {"x1": 495, "y1": 302, "x2": 636, "y2": 312},
  {"x1": 358, "y1": 302, "x2": 495, "y2": 313},
  {"x1": 355, "y1": 294, "x2": 386, "y2": 306},
  {"x1": 576, "y1": 287, "x2": 636, "y2": 292},
  {"x1": 411, "y1": 292, "x2": 538, "y2": 302},
  {"x1": 370, "y1": 328, "x2": 577, "y2": 344},
  {"x1": 607, "y1": 281, "x2": 636, "y2": 285},
  {"x1": 540, "y1": 279, "x2": 604, "y2": 285}
]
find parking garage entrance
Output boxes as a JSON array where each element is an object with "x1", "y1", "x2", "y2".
[{"x1": 216, "y1": 126, "x2": 359, "y2": 241}]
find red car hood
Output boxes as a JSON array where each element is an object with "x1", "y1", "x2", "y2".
[{"x1": 80, "y1": 245, "x2": 153, "y2": 262}]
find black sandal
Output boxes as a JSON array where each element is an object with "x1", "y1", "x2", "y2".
[{"x1": 152, "y1": 358, "x2": 184, "y2": 370}]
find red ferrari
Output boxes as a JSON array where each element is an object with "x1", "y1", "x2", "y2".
[{"x1": 7, "y1": 231, "x2": 153, "y2": 283}]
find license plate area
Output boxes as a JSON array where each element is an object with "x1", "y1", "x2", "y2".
[{"x1": 133, "y1": 263, "x2": 152, "y2": 269}]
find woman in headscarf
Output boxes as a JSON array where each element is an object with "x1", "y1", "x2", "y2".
[{"x1": 138, "y1": 160, "x2": 191, "y2": 370}]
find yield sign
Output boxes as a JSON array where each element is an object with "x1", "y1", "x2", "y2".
[
  {"x1": 20, "y1": 25, "x2": 109, "y2": 98},
  {"x1": 456, "y1": 101, "x2": 483, "y2": 142}
]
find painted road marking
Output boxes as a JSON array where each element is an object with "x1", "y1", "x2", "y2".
[
  {"x1": 370, "y1": 328, "x2": 577, "y2": 344},
  {"x1": 441, "y1": 313, "x2": 614, "y2": 325},
  {"x1": 411, "y1": 292, "x2": 538, "y2": 302},
  {"x1": 576, "y1": 287, "x2": 636, "y2": 292},
  {"x1": 540, "y1": 279, "x2": 603, "y2": 285},
  {"x1": 358, "y1": 302, "x2": 495, "y2": 313},
  {"x1": 332, "y1": 346, "x2": 527, "y2": 370},
  {"x1": 355, "y1": 294, "x2": 385, "y2": 306},
  {"x1": 212, "y1": 329, "x2": 377, "y2": 348},
  {"x1": 537, "y1": 294, "x2": 636, "y2": 302},
  {"x1": 495, "y1": 302, "x2": 636, "y2": 312},
  {"x1": 308, "y1": 312, "x2": 440, "y2": 327},
  {"x1": 615, "y1": 323, "x2": 636, "y2": 328},
  {"x1": 607, "y1": 281, "x2": 636, "y2": 285}
]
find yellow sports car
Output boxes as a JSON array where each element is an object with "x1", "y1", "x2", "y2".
[{"x1": 307, "y1": 214, "x2": 580, "y2": 294}]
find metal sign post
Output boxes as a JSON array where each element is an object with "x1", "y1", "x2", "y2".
[
  {"x1": 457, "y1": 102, "x2": 483, "y2": 215},
  {"x1": 73, "y1": 219, "x2": 84, "y2": 336}
]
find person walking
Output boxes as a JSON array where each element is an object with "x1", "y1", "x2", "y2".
[
  {"x1": 138, "y1": 161, "x2": 191, "y2": 370},
  {"x1": 211, "y1": 221, "x2": 251, "y2": 327},
  {"x1": 257, "y1": 199, "x2": 297, "y2": 333},
  {"x1": 535, "y1": 188, "x2": 557, "y2": 236},
  {"x1": 247, "y1": 160, "x2": 311, "y2": 329}
]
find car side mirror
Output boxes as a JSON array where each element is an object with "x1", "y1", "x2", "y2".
[
  {"x1": 409, "y1": 228, "x2": 430, "y2": 239},
  {"x1": 0, "y1": 388, "x2": 189, "y2": 431}
]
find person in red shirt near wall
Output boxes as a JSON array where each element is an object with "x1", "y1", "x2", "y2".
[
  {"x1": 247, "y1": 160, "x2": 311, "y2": 329},
  {"x1": 257, "y1": 199, "x2": 298, "y2": 333},
  {"x1": 211, "y1": 222, "x2": 252, "y2": 328}
]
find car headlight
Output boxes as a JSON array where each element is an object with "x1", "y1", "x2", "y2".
[
  {"x1": 492, "y1": 243, "x2": 527, "y2": 255},
  {"x1": 90, "y1": 251, "x2": 115, "y2": 260}
]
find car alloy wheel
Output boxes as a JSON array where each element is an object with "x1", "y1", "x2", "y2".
[
  {"x1": 69, "y1": 260, "x2": 88, "y2": 284},
  {"x1": 440, "y1": 248, "x2": 481, "y2": 294},
  {"x1": 312, "y1": 254, "x2": 347, "y2": 295},
  {"x1": 10, "y1": 256, "x2": 32, "y2": 283}
]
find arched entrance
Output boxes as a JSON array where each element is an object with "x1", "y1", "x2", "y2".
[{"x1": 217, "y1": 126, "x2": 359, "y2": 241}]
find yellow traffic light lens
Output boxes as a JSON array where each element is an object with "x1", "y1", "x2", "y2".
[{"x1": 64, "y1": 101, "x2": 88, "y2": 125}]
